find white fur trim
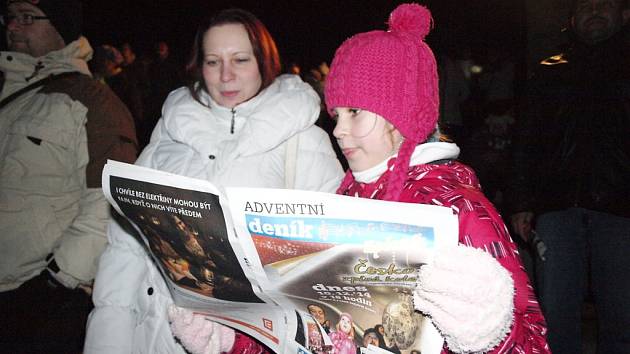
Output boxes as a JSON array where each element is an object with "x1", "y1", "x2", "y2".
[{"x1": 354, "y1": 142, "x2": 460, "y2": 183}]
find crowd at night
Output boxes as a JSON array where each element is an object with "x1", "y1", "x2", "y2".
[{"x1": 1, "y1": 0, "x2": 628, "y2": 353}]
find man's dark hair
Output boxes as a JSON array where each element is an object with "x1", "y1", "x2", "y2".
[{"x1": 570, "y1": 0, "x2": 628, "y2": 16}]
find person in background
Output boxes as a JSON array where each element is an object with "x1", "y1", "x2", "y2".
[
  {"x1": 90, "y1": 43, "x2": 145, "y2": 151},
  {"x1": 328, "y1": 313, "x2": 357, "y2": 354},
  {"x1": 507, "y1": 0, "x2": 629, "y2": 353},
  {"x1": 304, "y1": 60, "x2": 348, "y2": 171},
  {"x1": 307, "y1": 303, "x2": 331, "y2": 333},
  {"x1": 85, "y1": 8, "x2": 343, "y2": 354},
  {"x1": 143, "y1": 40, "x2": 183, "y2": 147},
  {"x1": 89, "y1": 44, "x2": 123, "y2": 83},
  {"x1": 119, "y1": 41, "x2": 149, "y2": 148},
  {"x1": 325, "y1": 3, "x2": 549, "y2": 353},
  {"x1": 437, "y1": 51, "x2": 469, "y2": 144},
  {"x1": 0, "y1": 0, "x2": 137, "y2": 352},
  {"x1": 361, "y1": 327, "x2": 385, "y2": 352},
  {"x1": 374, "y1": 324, "x2": 400, "y2": 354}
]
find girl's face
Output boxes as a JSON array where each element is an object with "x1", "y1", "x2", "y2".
[
  {"x1": 202, "y1": 23, "x2": 262, "y2": 108},
  {"x1": 339, "y1": 315, "x2": 352, "y2": 334},
  {"x1": 332, "y1": 107, "x2": 402, "y2": 172}
]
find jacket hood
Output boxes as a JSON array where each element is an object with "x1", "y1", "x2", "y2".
[
  {"x1": 159, "y1": 74, "x2": 321, "y2": 171},
  {"x1": 408, "y1": 143, "x2": 479, "y2": 191},
  {"x1": 409, "y1": 141, "x2": 461, "y2": 166},
  {"x1": 346, "y1": 150, "x2": 481, "y2": 203},
  {"x1": 0, "y1": 36, "x2": 92, "y2": 99}
]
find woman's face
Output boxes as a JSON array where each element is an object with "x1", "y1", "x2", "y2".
[
  {"x1": 332, "y1": 107, "x2": 402, "y2": 172},
  {"x1": 339, "y1": 315, "x2": 352, "y2": 334},
  {"x1": 202, "y1": 23, "x2": 262, "y2": 108}
]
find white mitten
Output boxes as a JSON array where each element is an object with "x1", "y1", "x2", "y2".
[
  {"x1": 168, "y1": 305, "x2": 236, "y2": 354},
  {"x1": 413, "y1": 245, "x2": 514, "y2": 353}
]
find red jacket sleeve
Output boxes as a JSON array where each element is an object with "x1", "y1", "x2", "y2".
[{"x1": 452, "y1": 202, "x2": 550, "y2": 353}]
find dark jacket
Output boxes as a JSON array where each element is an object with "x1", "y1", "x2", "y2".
[{"x1": 508, "y1": 29, "x2": 630, "y2": 217}]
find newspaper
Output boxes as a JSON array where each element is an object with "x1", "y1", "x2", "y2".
[{"x1": 102, "y1": 160, "x2": 459, "y2": 354}]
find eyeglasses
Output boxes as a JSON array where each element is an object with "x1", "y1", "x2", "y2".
[{"x1": 0, "y1": 13, "x2": 49, "y2": 26}]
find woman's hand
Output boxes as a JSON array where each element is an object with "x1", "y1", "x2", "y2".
[
  {"x1": 168, "y1": 305, "x2": 235, "y2": 354},
  {"x1": 413, "y1": 245, "x2": 514, "y2": 353}
]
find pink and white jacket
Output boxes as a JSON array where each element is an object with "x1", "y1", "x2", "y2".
[{"x1": 339, "y1": 142, "x2": 550, "y2": 354}]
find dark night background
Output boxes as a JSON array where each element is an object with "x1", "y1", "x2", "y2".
[{"x1": 81, "y1": 0, "x2": 526, "y2": 70}]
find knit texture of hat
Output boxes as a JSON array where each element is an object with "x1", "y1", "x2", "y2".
[
  {"x1": 325, "y1": 3, "x2": 439, "y2": 201},
  {"x1": 7, "y1": 0, "x2": 82, "y2": 44}
]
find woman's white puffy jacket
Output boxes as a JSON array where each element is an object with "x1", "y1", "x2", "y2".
[{"x1": 84, "y1": 75, "x2": 344, "y2": 353}]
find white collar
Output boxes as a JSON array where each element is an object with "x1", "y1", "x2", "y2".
[
  {"x1": 160, "y1": 74, "x2": 321, "y2": 166},
  {"x1": 0, "y1": 37, "x2": 92, "y2": 99},
  {"x1": 353, "y1": 142, "x2": 460, "y2": 183}
]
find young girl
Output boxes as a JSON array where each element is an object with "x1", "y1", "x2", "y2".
[
  {"x1": 328, "y1": 313, "x2": 357, "y2": 354},
  {"x1": 324, "y1": 3, "x2": 550, "y2": 353}
]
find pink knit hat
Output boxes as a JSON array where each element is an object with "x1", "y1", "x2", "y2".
[{"x1": 325, "y1": 3, "x2": 439, "y2": 201}]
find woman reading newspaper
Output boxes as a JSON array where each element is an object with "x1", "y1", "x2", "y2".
[
  {"x1": 84, "y1": 8, "x2": 343, "y2": 354},
  {"x1": 322, "y1": 3, "x2": 550, "y2": 353}
]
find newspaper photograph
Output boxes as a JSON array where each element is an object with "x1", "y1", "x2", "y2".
[
  {"x1": 102, "y1": 161, "x2": 289, "y2": 351},
  {"x1": 226, "y1": 187, "x2": 458, "y2": 354}
]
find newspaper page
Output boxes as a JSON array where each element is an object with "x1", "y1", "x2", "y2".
[
  {"x1": 225, "y1": 187, "x2": 459, "y2": 354},
  {"x1": 102, "y1": 161, "x2": 291, "y2": 351}
]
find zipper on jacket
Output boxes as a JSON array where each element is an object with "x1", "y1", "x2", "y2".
[
  {"x1": 25, "y1": 61, "x2": 44, "y2": 81},
  {"x1": 230, "y1": 108, "x2": 236, "y2": 134}
]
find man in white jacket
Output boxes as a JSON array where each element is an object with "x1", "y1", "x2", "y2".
[{"x1": 0, "y1": 0, "x2": 137, "y2": 352}]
